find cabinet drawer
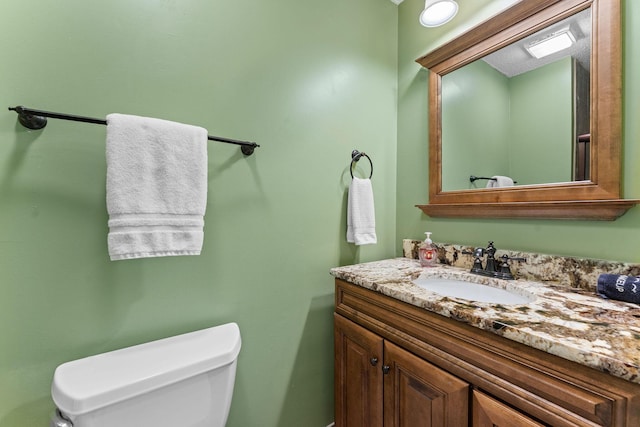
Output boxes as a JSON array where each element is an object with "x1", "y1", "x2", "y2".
[{"x1": 473, "y1": 390, "x2": 544, "y2": 427}]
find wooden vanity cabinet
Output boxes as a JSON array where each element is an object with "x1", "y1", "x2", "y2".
[
  {"x1": 335, "y1": 313, "x2": 469, "y2": 427},
  {"x1": 334, "y1": 279, "x2": 640, "y2": 427}
]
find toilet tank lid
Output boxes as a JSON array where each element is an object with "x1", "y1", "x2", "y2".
[{"x1": 52, "y1": 322, "x2": 241, "y2": 416}]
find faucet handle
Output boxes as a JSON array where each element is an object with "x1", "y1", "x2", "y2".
[
  {"x1": 503, "y1": 255, "x2": 526, "y2": 263},
  {"x1": 461, "y1": 247, "x2": 484, "y2": 256},
  {"x1": 496, "y1": 254, "x2": 526, "y2": 280},
  {"x1": 462, "y1": 248, "x2": 485, "y2": 273}
]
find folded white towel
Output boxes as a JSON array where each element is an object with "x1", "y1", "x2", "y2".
[
  {"x1": 346, "y1": 177, "x2": 377, "y2": 245},
  {"x1": 106, "y1": 113, "x2": 208, "y2": 261},
  {"x1": 486, "y1": 175, "x2": 514, "y2": 188}
]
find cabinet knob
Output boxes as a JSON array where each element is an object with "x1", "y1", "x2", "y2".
[
  {"x1": 370, "y1": 357, "x2": 378, "y2": 366},
  {"x1": 382, "y1": 365, "x2": 390, "y2": 374}
]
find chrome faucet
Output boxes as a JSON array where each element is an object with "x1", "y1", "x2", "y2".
[{"x1": 464, "y1": 241, "x2": 525, "y2": 280}]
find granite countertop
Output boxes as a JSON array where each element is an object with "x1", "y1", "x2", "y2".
[{"x1": 331, "y1": 258, "x2": 640, "y2": 384}]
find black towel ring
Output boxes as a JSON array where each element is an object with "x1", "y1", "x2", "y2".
[{"x1": 350, "y1": 150, "x2": 373, "y2": 179}]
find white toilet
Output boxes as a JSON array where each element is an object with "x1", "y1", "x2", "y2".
[{"x1": 50, "y1": 322, "x2": 241, "y2": 427}]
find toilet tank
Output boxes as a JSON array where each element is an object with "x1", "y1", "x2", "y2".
[{"x1": 52, "y1": 323, "x2": 241, "y2": 427}]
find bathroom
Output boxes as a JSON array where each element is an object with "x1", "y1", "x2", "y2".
[{"x1": 0, "y1": 0, "x2": 638, "y2": 426}]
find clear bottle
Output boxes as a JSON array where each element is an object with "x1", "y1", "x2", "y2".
[{"x1": 418, "y1": 232, "x2": 437, "y2": 267}]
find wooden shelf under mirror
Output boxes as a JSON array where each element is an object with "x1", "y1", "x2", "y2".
[
  {"x1": 415, "y1": 0, "x2": 639, "y2": 220},
  {"x1": 418, "y1": 200, "x2": 640, "y2": 221}
]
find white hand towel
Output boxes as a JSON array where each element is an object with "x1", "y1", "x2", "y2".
[
  {"x1": 346, "y1": 177, "x2": 377, "y2": 245},
  {"x1": 486, "y1": 175, "x2": 514, "y2": 188},
  {"x1": 106, "y1": 113, "x2": 208, "y2": 261}
]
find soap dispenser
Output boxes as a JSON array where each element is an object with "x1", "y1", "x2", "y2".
[{"x1": 418, "y1": 232, "x2": 437, "y2": 267}]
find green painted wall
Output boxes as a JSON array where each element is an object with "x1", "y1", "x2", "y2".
[
  {"x1": 0, "y1": 1, "x2": 397, "y2": 426},
  {"x1": 441, "y1": 60, "x2": 511, "y2": 191},
  {"x1": 509, "y1": 57, "x2": 573, "y2": 185},
  {"x1": 397, "y1": 0, "x2": 640, "y2": 263}
]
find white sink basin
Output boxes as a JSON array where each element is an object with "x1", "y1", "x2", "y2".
[{"x1": 412, "y1": 277, "x2": 535, "y2": 305}]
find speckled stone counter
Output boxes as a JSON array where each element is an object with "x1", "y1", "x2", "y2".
[
  {"x1": 330, "y1": 258, "x2": 640, "y2": 384},
  {"x1": 402, "y1": 239, "x2": 640, "y2": 291}
]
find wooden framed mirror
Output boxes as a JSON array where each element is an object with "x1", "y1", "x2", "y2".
[{"x1": 415, "y1": 0, "x2": 638, "y2": 220}]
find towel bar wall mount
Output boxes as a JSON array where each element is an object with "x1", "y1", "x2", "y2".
[
  {"x1": 8, "y1": 106, "x2": 260, "y2": 156},
  {"x1": 350, "y1": 150, "x2": 373, "y2": 179}
]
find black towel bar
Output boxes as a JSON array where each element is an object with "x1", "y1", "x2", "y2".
[
  {"x1": 8, "y1": 105, "x2": 260, "y2": 156},
  {"x1": 470, "y1": 175, "x2": 517, "y2": 184}
]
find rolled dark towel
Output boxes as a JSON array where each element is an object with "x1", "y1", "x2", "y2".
[{"x1": 596, "y1": 274, "x2": 640, "y2": 304}]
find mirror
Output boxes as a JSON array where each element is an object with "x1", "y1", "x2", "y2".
[
  {"x1": 441, "y1": 8, "x2": 591, "y2": 191},
  {"x1": 415, "y1": 0, "x2": 638, "y2": 220}
]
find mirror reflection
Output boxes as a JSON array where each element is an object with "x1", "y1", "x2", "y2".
[{"x1": 441, "y1": 8, "x2": 591, "y2": 192}]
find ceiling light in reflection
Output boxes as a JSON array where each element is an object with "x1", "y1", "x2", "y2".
[{"x1": 525, "y1": 29, "x2": 576, "y2": 59}]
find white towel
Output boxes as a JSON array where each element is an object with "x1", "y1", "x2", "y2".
[
  {"x1": 346, "y1": 177, "x2": 377, "y2": 245},
  {"x1": 486, "y1": 175, "x2": 514, "y2": 188},
  {"x1": 106, "y1": 113, "x2": 208, "y2": 261}
]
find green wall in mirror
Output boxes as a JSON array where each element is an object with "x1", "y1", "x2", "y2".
[
  {"x1": 442, "y1": 57, "x2": 573, "y2": 191},
  {"x1": 509, "y1": 58, "x2": 573, "y2": 185},
  {"x1": 442, "y1": 60, "x2": 510, "y2": 190}
]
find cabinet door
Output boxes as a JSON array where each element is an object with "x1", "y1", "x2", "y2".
[
  {"x1": 334, "y1": 314, "x2": 384, "y2": 427},
  {"x1": 383, "y1": 341, "x2": 469, "y2": 427},
  {"x1": 472, "y1": 390, "x2": 545, "y2": 427}
]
